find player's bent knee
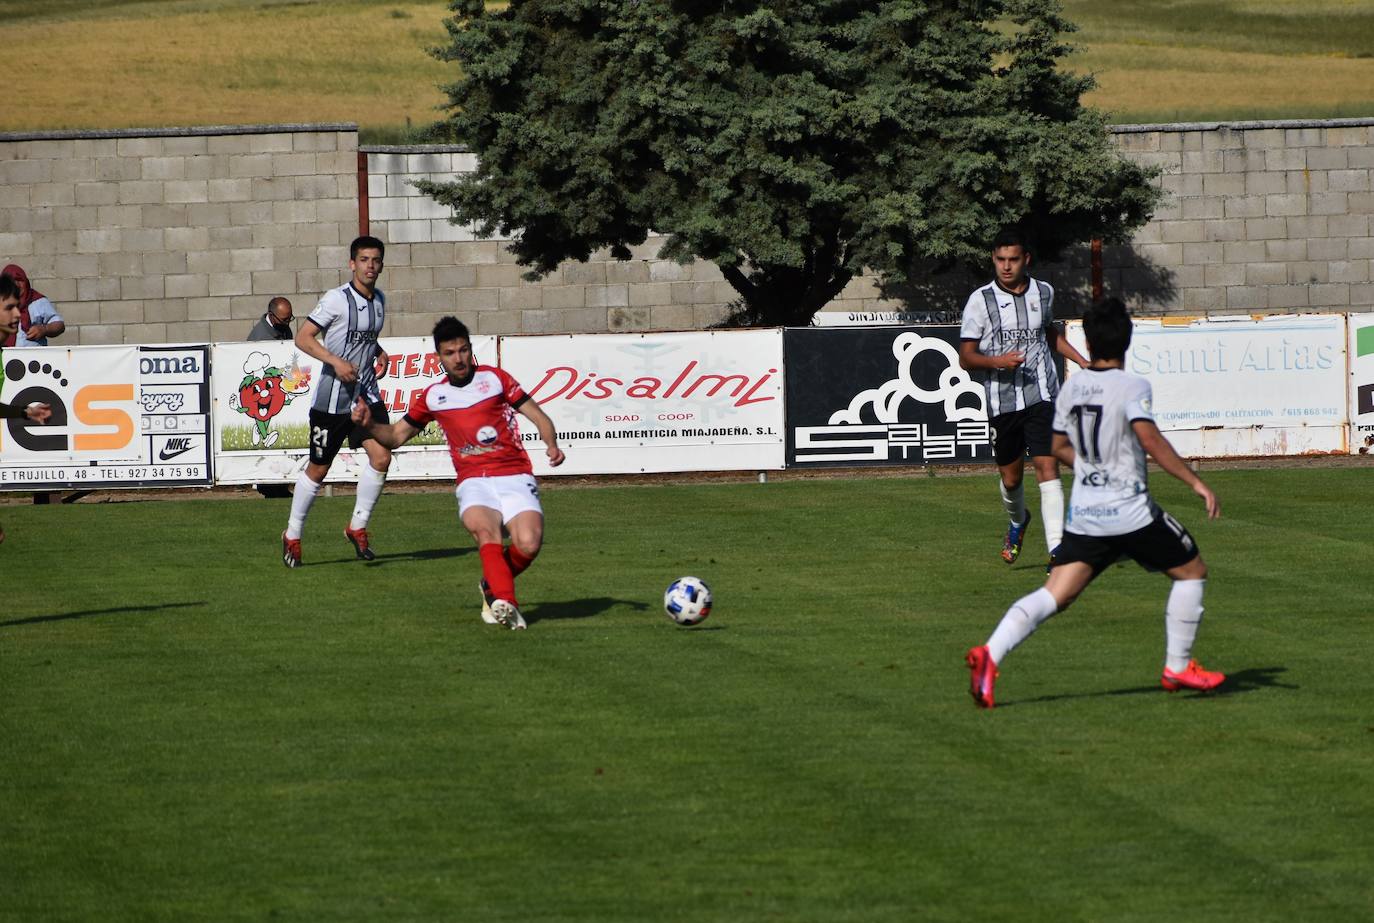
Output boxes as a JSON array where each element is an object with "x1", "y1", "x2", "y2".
[
  {"x1": 365, "y1": 445, "x2": 392, "y2": 470},
  {"x1": 1170, "y1": 556, "x2": 1207, "y2": 581}
]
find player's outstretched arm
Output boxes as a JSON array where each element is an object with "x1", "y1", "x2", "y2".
[
  {"x1": 1048, "y1": 323, "x2": 1089, "y2": 368},
  {"x1": 518, "y1": 398, "x2": 565, "y2": 467},
  {"x1": 1051, "y1": 432, "x2": 1076, "y2": 467},
  {"x1": 295, "y1": 319, "x2": 358, "y2": 384},
  {"x1": 0, "y1": 401, "x2": 51, "y2": 423},
  {"x1": 351, "y1": 398, "x2": 419, "y2": 449},
  {"x1": 1132, "y1": 420, "x2": 1220, "y2": 519}
]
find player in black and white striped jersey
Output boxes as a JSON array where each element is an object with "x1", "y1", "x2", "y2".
[
  {"x1": 959, "y1": 228, "x2": 1087, "y2": 568},
  {"x1": 281, "y1": 236, "x2": 391, "y2": 568}
]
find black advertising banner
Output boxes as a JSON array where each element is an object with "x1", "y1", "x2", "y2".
[{"x1": 784, "y1": 326, "x2": 993, "y2": 467}]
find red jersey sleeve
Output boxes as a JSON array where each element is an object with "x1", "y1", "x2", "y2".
[
  {"x1": 495, "y1": 366, "x2": 528, "y2": 407},
  {"x1": 403, "y1": 382, "x2": 436, "y2": 428}
]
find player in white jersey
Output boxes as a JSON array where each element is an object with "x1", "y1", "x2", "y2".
[
  {"x1": 352, "y1": 316, "x2": 566, "y2": 630},
  {"x1": 281, "y1": 236, "x2": 391, "y2": 568},
  {"x1": 964, "y1": 297, "x2": 1225, "y2": 709},
  {"x1": 959, "y1": 228, "x2": 1087, "y2": 568}
]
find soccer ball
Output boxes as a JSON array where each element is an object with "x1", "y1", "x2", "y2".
[{"x1": 663, "y1": 576, "x2": 713, "y2": 626}]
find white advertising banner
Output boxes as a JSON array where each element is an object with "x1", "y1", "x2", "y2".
[
  {"x1": 498, "y1": 330, "x2": 786, "y2": 475},
  {"x1": 211, "y1": 336, "x2": 496, "y2": 484},
  {"x1": 0, "y1": 346, "x2": 147, "y2": 488},
  {"x1": 1349, "y1": 313, "x2": 1374, "y2": 455},
  {"x1": 1066, "y1": 314, "x2": 1348, "y2": 456}
]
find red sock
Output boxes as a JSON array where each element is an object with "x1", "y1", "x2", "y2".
[
  {"x1": 480, "y1": 543, "x2": 516, "y2": 605},
  {"x1": 504, "y1": 544, "x2": 536, "y2": 577}
]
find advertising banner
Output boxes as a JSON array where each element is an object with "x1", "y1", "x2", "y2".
[
  {"x1": 1349, "y1": 313, "x2": 1374, "y2": 454},
  {"x1": 498, "y1": 330, "x2": 785, "y2": 475},
  {"x1": 211, "y1": 336, "x2": 495, "y2": 484},
  {"x1": 784, "y1": 327, "x2": 992, "y2": 467},
  {"x1": 1066, "y1": 314, "x2": 1348, "y2": 456},
  {"x1": 813, "y1": 309, "x2": 958, "y2": 327},
  {"x1": 0, "y1": 345, "x2": 207, "y2": 490}
]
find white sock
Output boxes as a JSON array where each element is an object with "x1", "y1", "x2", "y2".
[
  {"x1": 349, "y1": 465, "x2": 388, "y2": 531},
  {"x1": 986, "y1": 587, "x2": 1059, "y2": 664},
  {"x1": 286, "y1": 471, "x2": 321, "y2": 540},
  {"x1": 1039, "y1": 478, "x2": 1065, "y2": 553},
  {"x1": 1164, "y1": 579, "x2": 1206, "y2": 672},
  {"x1": 999, "y1": 479, "x2": 1026, "y2": 525}
]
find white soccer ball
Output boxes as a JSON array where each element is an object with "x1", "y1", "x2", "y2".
[{"x1": 663, "y1": 576, "x2": 713, "y2": 626}]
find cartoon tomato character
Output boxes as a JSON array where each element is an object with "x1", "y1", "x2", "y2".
[{"x1": 229, "y1": 351, "x2": 310, "y2": 448}]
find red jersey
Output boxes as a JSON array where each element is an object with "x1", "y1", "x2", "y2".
[{"x1": 404, "y1": 366, "x2": 534, "y2": 482}]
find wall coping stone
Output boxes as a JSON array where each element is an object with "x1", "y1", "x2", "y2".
[
  {"x1": 365, "y1": 118, "x2": 1374, "y2": 153},
  {"x1": 0, "y1": 123, "x2": 356, "y2": 142},
  {"x1": 1113, "y1": 117, "x2": 1374, "y2": 134},
  {"x1": 362, "y1": 144, "x2": 471, "y2": 154}
]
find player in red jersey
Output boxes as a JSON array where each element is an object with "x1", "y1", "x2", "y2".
[{"x1": 351, "y1": 316, "x2": 565, "y2": 629}]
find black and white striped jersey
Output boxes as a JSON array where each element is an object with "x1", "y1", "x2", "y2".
[
  {"x1": 307, "y1": 282, "x2": 385, "y2": 415},
  {"x1": 959, "y1": 278, "x2": 1058, "y2": 417}
]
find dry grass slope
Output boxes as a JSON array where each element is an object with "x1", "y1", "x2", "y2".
[{"x1": 2, "y1": 0, "x2": 1374, "y2": 135}]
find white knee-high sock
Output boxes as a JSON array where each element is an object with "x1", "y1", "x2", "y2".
[
  {"x1": 999, "y1": 479, "x2": 1026, "y2": 525},
  {"x1": 1039, "y1": 478, "x2": 1065, "y2": 553},
  {"x1": 286, "y1": 472, "x2": 321, "y2": 540},
  {"x1": 1164, "y1": 579, "x2": 1206, "y2": 672},
  {"x1": 986, "y1": 587, "x2": 1059, "y2": 663},
  {"x1": 349, "y1": 465, "x2": 388, "y2": 531}
]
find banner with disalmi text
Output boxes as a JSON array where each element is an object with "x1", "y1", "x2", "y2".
[{"x1": 497, "y1": 330, "x2": 786, "y2": 475}]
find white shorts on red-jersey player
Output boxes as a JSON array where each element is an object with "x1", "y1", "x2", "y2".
[{"x1": 457, "y1": 473, "x2": 543, "y2": 522}]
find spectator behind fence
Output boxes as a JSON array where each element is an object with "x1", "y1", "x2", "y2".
[
  {"x1": 0, "y1": 273, "x2": 53, "y2": 544},
  {"x1": 1, "y1": 264, "x2": 65, "y2": 347},
  {"x1": 247, "y1": 297, "x2": 295, "y2": 341}
]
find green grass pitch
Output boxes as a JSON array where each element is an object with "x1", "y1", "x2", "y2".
[{"x1": 2, "y1": 467, "x2": 1371, "y2": 921}]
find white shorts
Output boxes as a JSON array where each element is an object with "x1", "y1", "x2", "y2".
[{"x1": 456, "y1": 473, "x2": 543, "y2": 523}]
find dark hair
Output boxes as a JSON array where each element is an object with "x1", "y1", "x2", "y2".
[
  {"x1": 0, "y1": 273, "x2": 17, "y2": 301},
  {"x1": 1082, "y1": 297, "x2": 1133, "y2": 361},
  {"x1": 991, "y1": 227, "x2": 1030, "y2": 253},
  {"x1": 432, "y1": 316, "x2": 472, "y2": 351},
  {"x1": 350, "y1": 235, "x2": 385, "y2": 260}
]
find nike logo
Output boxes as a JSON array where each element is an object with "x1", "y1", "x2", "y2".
[{"x1": 159, "y1": 438, "x2": 196, "y2": 461}]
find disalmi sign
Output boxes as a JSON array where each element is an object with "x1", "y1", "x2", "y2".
[
  {"x1": 499, "y1": 329, "x2": 786, "y2": 475},
  {"x1": 784, "y1": 326, "x2": 993, "y2": 467}
]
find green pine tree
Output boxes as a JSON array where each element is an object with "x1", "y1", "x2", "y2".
[{"x1": 421, "y1": 0, "x2": 1159, "y2": 326}]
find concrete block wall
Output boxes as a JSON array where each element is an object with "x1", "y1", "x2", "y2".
[
  {"x1": 1092, "y1": 119, "x2": 1374, "y2": 315},
  {"x1": 364, "y1": 146, "x2": 875, "y2": 336},
  {"x1": 4, "y1": 118, "x2": 1374, "y2": 347},
  {"x1": 0, "y1": 124, "x2": 359, "y2": 345}
]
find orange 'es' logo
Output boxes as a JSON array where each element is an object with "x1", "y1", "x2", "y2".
[{"x1": 1, "y1": 357, "x2": 136, "y2": 453}]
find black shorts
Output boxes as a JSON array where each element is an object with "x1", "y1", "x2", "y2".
[
  {"x1": 308, "y1": 404, "x2": 389, "y2": 466},
  {"x1": 990, "y1": 402, "x2": 1055, "y2": 466},
  {"x1": 1054, "y1": 511, "x2": 1200, "y2": 577}
]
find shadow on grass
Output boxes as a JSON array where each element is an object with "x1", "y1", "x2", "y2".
[
  {"x1": 292, "y1": 546, "x2": 471, "y2": 567},
  {"x1": 524, "y1": 597, "x2": 650, "y2": 624},
  {"x1": 0, "y1": 601, "x2": 207, "y2": 629},
  {"x1": 999, "y1": 665, "x2": 1293, "y2": 708}
]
